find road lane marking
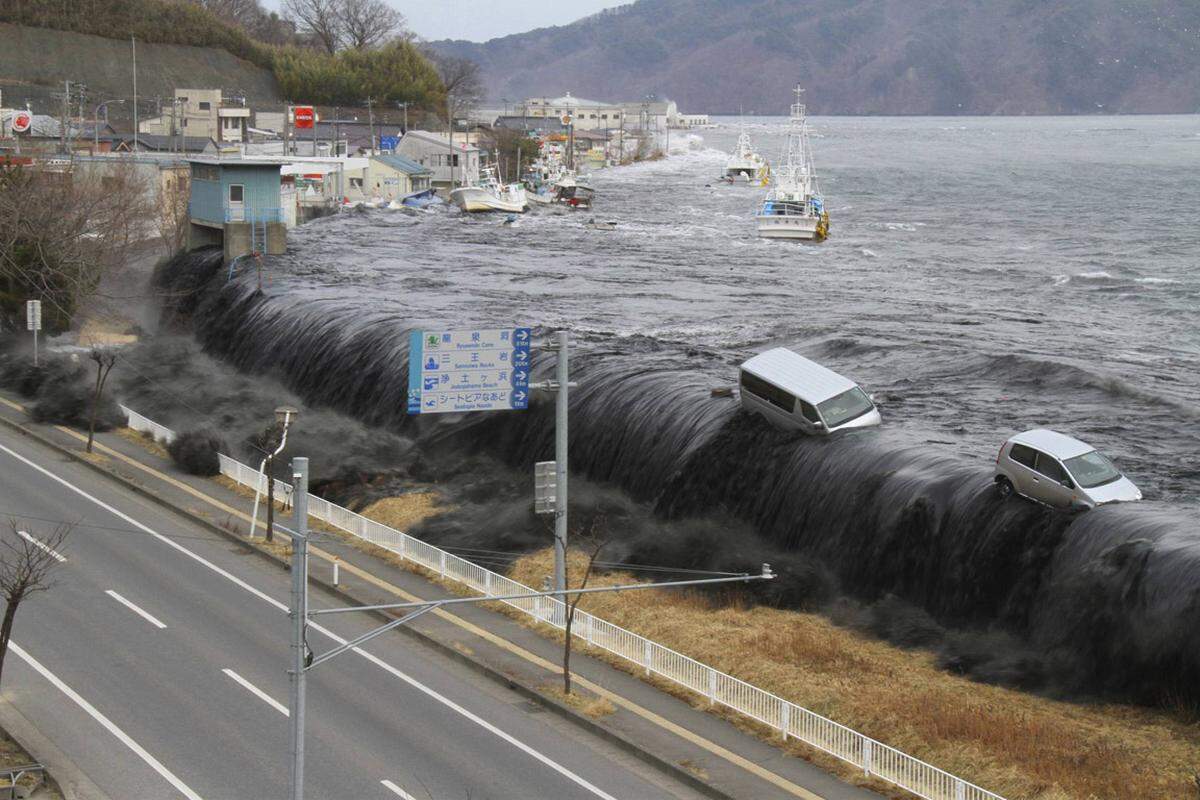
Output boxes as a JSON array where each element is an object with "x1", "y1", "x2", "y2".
[
  {"x1": 222, "y1": 669, "x2": 288, "y2": 717},
  {"x1": 9, "y1": 641, "x2": 204, "y2": 800},
  {"x1": 3, "y1": 423, "x2": 828, "y2": 799},
  {"x1": 16, "y1": 530, "x2": 66, "y2": 562},
  {"x1": 0, "y1": 442, "x2": 622, "y2": 800},
  {"x1": 380, "y1": 779, "x2": 416, "y2": 799},
  {"x1": 105, "y1": 590, "x2": 167, "y2": 629}
]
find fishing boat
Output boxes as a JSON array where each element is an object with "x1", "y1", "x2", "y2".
[
  {"x1": 523, "y1": 155, "x2": 562, "y2": 205},
  {"x1": 554, "y1": 170, "x2": 595, "y2": 209},
  {"x1": 725, "y1": 125, "x2": 768, "y2": 181},
  {"x1": 401, "y1": 188, "x2": 443, "y2": 209},
  {"x1": 755, "y1": 86, "x2": 829, "y2": 241},
  {"x1": 450, "y1": 166, "x2": 528, "y2": 213}
]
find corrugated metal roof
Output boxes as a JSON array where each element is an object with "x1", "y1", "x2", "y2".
[
  {"x1": 373, "y1": 153, "x2": 431, "y2": 175},
  {"x1": 740, "y1": 348, "x2": 856, "y2": 403},
  {"x1": 1010, "y1": 429, "x2": 1094, "y2": 459}
]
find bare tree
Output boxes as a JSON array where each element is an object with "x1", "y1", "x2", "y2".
[
  {"x1": 0, "y1": 163, "x2": 153, "y2": 331},
  {"x1": 284, "y1": 0, "x2": 343, "y2": 53},
  {"x1": 0, "y1": 521, "x2": 70, "y2": 689},
  {"x1": 562, "y1": 531, "x2": 608, "y2": 696},
  {"x1": 427, "y1": 52, "x2": 484, "y2": 126},
  {"x1": 86, "y1": 348, "x2": 118, "y2": 453},
  {"x1": 340, "y1": 0, "x2": 405, "y2": 50},
  {"x1": 191, "y1": 0, "x2": 263, "y2": 29}
]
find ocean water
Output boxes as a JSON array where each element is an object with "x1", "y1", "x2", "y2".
[{"x1": 276, "y1": 114, "x2": 1200, "y2": 504}]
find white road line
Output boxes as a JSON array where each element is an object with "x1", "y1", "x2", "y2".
[
  {"x1": 105, "y1": 590, "x2": 168, "y2": 629},
  {"x1": 9, "y1": 641, "x2": 203, "y2": 800},
  {"x1": 16, "y1": 529, "x2": 66, "y2": 562},
  {"x1": 380, "y1": 779, "x2": 416, "y2": 799},
  {"x1": 221, "y1": 669, "x2": 288, "y2": 717},
  {"x1": 0, "y1": 442, "x2": 620, "y2": 800}
]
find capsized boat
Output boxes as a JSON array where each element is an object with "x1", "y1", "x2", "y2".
[
  {"x1": 450, "y1": 166, "x2": 528, "y2": 213},
  {"x1": 725, "y1": 126, "x2": 768, "y2": 181},
  {"x1": 755, "y1": 86, "x2": 829, "y2": 242},
  {"x1": 554, "y1": 170, "x2": 595, "y2": 209},
  {"x1": 401, "y1": 188, "x2": 443, "y2": 208}
]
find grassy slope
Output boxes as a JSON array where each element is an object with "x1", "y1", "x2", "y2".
[
  {"x1": 506, "y1": 549, "x2": 1199, "y2": 800},
  {"x1": 0, "y1": 22, "x2": 281, "y2": 118}
]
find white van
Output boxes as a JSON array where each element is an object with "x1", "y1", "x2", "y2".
[{"x1": 738, "y1": 348, "x2": 881, "y2": 435}]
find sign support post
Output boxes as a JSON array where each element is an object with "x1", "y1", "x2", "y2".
[
  {"x1": 553, "y1": 330, "x2": 568, "y2": 593},
  {"x1": 25, "y1": 300, "x2": 41, "y2": 366}
]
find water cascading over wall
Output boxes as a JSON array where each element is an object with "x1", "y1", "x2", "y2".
[{"x1": 161, "y1": 249, "x2": 1200, "y2": 705}]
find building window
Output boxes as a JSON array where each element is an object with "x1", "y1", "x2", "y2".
[
  {"x1": 349, "y1": 177, "x2": 363, "y2": 189},
  {"x1": 228, "y1": 184, "x2": 244, "y2": 203},
  {"x1": 198, "y1": 101, "x2": 211, "y2": 111},
  {"x1": 193, "y1": 164, "x2": 219, "y2": 181}
]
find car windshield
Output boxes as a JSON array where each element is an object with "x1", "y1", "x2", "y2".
[
  {"x1": 1063, "y1": 451, "x2": 1122, "y2": 489},
  {"x1": 817, "y1": 387, "x2": 875, "y2": 429}
]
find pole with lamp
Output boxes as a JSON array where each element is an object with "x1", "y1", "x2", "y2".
[
  {"x1": 277, "y1": 449, "x2": 774, "y2": 800},
  {"x1": 250, "y1": 406, "x2": 299, "y2": 541}
]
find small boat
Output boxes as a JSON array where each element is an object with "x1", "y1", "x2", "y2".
[
  {"x1": 725, "y1": 125, "x2": 768, "y2": 181},
  {"x1": 585, "y1": 219, "x2": 617, "y2": 231},
  {"x1": 554, "y1": 170, "x2": 595, "y2": 209},
  {"x1": 755, "y1": 86, "x2": 829, "y2": 242},
  {"x1": 450, "y1": 166, "x2": 528, "y2": 213},
  {"x1": 401, "y1": 188, "x2": 443, "y2": 209}
]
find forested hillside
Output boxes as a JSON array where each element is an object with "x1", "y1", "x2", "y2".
[{"x1": 432, "y1": 0, "x2": 1200, "y2": 114}]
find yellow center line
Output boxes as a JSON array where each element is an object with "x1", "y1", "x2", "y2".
[{"x1": 5, "y1": 405, "x2": 824, "y2": 799}]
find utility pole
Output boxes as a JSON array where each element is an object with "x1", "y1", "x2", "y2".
[
  {"x1": 58, "y1": 80, "x2": 70, "y2": 154},
  {"x1": 287, "y1": 457, "x2": 308, "y2": 800},
  {"x1": 365, "y1": 97, "x2": 376, "y2": 156},
  {"x1": 447, "y1": 92, "x2": 455, "y2": 189},
  {"x1": 131, "y1": 36, "x2": 138, "y2": 152}
]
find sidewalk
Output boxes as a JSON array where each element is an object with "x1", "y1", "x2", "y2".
[{"x1": 0, "y1": 392, "x2": 884, "y2": 800}]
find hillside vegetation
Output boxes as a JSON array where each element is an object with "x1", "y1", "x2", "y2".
[
  {"x1": 431, "y1": 0, "x2": 1200, "y2": 114},
  {"x1": 0, "y1": 0, "x2": 443, "y2": 109}
]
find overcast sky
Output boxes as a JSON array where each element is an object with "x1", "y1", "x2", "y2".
[
  {"x1": 264, "y1": 0, "x2": 628, "y2": 42},
  {"x1": 393, "y1": 0, "x2": 626, "y2": 41}
]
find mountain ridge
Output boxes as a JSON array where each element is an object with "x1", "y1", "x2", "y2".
[{"x1": 430, "y1": 0, "x2": 1200, "y2": 115}]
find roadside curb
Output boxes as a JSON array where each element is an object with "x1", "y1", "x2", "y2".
[
  {"x1": 0, "y1": 412, "x2": 732, "y2": 800},
  {"x1": 0, "y1": 696, "x2": 109, "y2": 800}
]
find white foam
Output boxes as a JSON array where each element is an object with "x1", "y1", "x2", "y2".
[{"x1": 1076, "y1": 271, "x2": 1113, "y2": 279}]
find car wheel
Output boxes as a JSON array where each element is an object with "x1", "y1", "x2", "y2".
[{"x1": 996, "y1": 477, "x2": 1014, "y2": 499}]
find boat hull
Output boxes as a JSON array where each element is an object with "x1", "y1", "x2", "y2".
[
  {"x1": 450, "y1": 186, "x2": 527, "y2": 213},
  {"x1": 755, "y1": 215, "x2": 821, "y2": 240}
]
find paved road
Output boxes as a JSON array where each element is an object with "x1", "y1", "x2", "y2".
[{"x1": 0, "y1": 428, "x2": 707, "y2": 800}]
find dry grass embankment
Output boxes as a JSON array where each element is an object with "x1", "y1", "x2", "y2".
[{"x1": 508, "y1": 549, "x2": 1200, "y2": 800}]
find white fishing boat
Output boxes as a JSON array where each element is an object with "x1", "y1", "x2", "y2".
[
  {"x1": 725, "y1": 126, "x2": 768, "y2": 181},
  {"x1": 450, "y1": 166, "x2": 528, "y2": 213},
  {"x1": 755, "y1": 86, "x2": 829, "y2": 242}
]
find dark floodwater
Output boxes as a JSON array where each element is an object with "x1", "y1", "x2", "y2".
[
  {"x1": 280, "y1": 115, "x2": 1200, "y2": 505},
  {"x1": 137, "y1": 115, "x2": 1200, "y2": 703}
]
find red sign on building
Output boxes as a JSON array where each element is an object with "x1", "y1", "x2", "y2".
[
  {"x1": 11, "y1": 111, "x2": 32, "y2": 133},
  {"x1": 292, "y1": 106, "x2": 315, "y2": 129}
]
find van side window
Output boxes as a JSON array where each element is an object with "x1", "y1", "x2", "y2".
[
  {"x1": 1035, "y1": 453, "x2": 1068, "y2": 483},
  {"x1": 1009, "y1": 443, "x2": 1037, "y2": 468},
  {"x1": 740, "y1": 371, "x2": 796, "y2": 413},
  {"x1": 799, "y1": 400, "x2": 820, "y2": 423}
]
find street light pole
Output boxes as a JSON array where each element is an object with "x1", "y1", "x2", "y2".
[
  {"x1": 287, "y1": 456, "x2": 309, "y2": 800},
  {"x1": 278, "y1": 448, "x2": 773, "y2": 800}
]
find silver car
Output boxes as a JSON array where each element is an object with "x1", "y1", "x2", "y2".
[{"x1": 994, "y1": 429, "x2": 1142, "y2": 511}]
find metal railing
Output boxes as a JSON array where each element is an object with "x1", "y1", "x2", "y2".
[
  {"x1": 121, "y1": 406, "x2": 1006, "y2": 800},
  {"x1": 0, "y1": 764, "x2": 44, "y2": 800}
]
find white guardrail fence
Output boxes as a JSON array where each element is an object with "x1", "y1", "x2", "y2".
[{"x1": 120, "y1": 405, "x2": 1005, "y2": 800}]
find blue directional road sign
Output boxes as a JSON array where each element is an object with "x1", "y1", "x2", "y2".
[{"x1": 407, "y1": 327, "x2": 532, "y2": 415}]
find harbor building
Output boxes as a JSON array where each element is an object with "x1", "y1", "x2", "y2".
[
  {"x1": 186, "y1": 157, "x2": 286, "y2": 260},
  {"x1": 520, "y1": 94, "x2": 625, "y2": 132},
  {"x1": 344, "y1": 154, "x2": 433, "y2": 203},
  {"x1": 396, "y1": 130, "x2": 480, "y2": 194},
  {"x1": 140, "y1": 89, "x2": 251, "y2": 144}
]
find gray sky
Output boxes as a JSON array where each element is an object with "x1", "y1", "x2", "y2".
[{"x1": 263, "y1": 0, "x2": 628, "y2": 43}]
